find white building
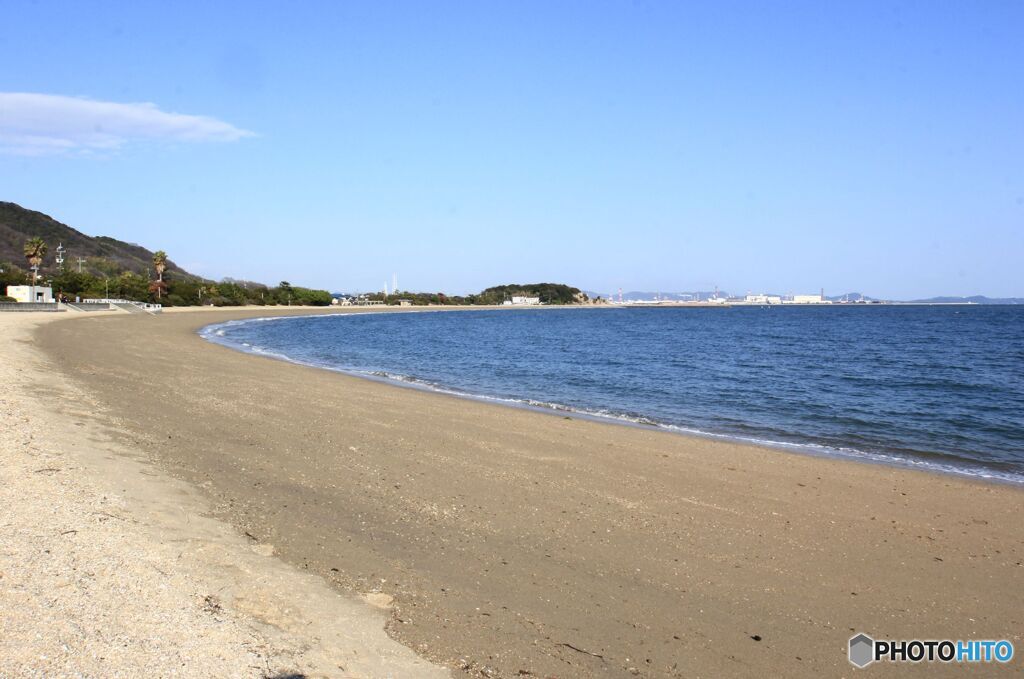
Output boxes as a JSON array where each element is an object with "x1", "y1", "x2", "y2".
[
  {"x1": 787, "y1": 294, "x2": 827, "y2": 304},
  {"x1": 744, "y1": 294, "x2": 782, "y2": 304},
  {"x1": 6, "y1": 285, "x2": 54, "y2": 303},
  {"x1": 504, "y1": 296, "x2": 541, "y2": 306}
]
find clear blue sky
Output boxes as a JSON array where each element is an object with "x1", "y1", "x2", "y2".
[{"x1": 2, "y1": 1, "x2": 1022, "y2": 298}]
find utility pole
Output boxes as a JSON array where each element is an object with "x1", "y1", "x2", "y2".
[{"x1": 77, "y1": 257, "x2": 86, "y2": 273}]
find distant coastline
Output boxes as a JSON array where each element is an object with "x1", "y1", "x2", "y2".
[{"x1": 591, "y1": 291, "x2": 1023, "y2": 306}]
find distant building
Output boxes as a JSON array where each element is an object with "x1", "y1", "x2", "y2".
[
  {"x1": 504, "y1": 296, "x2": 541, "y2": 306},
  {"x1": 744, "y1": 294, "x2": 782, "y2": 304},
  {"x1": 397, "y1": 299, "x2": 413, "y2": 307},
  {"x1": 788, "y1": 294, "x2": 826, "y2": 304},
  {"x1": 6, "y1": 285, "x2": 54, "y2": 303}
]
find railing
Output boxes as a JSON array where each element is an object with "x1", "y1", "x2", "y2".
[
  {"x1": 82, "y1": 299, "x2": 163, "y2": 314},
  {"x1": 0, "y1": 299, "x2": 161, "y2": 314},
  {"x1": 82, "y1": 298, "x2": 161, "y2": 307}
]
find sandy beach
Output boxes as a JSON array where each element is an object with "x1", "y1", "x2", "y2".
[
  {"x1": 1, "y1": 310, "x2": 448, "y2": 678},
  {"x1": 7, "y1": 306, "x2": 1023, "y2": 677}
]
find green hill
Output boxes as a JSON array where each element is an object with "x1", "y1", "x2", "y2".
[
  {"x1": 476, "y1": 283, "x2": 588, "y2": 305},
  {"x1": 0, "y1": 201, "x2": 198, "y2": 279}
]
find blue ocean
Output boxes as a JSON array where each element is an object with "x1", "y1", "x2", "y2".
[{"x1": 202, "y1": 306, "x2": 1024, "y2": 483}]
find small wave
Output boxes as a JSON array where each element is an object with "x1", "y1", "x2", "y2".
[
  {"x1": 335, "y1": 367, "x2": 1024, "y2": 484},
  {"x1": 197, "y1": 314, "x2": 1024, "y2": 487},
  {"x1": 357, "y1": 372, "x2": 1024, "y2": 484}
]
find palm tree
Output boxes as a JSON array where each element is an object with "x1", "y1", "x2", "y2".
[
  {"x1": 24, "y1": 238, "x2": 47, "y2": 292},
  {"x1": 152, "y1": 250, "x2": 167, "y2": 300}
]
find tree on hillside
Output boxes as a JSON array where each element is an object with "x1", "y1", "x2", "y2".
[
  {"x1": 151, "y1": 250, "x2": 168, "y2": 300},
  {"x1": 23, "y1": 237, "x2": 47, "y2": 288}
]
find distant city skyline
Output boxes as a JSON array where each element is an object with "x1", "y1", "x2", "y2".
[{"x1": 2, "y1": 2, "x2": 1021, "y2": 299}]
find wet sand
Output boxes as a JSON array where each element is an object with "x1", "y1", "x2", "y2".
[{"x1": 36, "y1": 307, "x2": 1024, "y2": 677}]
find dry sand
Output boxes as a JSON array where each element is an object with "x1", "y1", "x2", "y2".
[
  {"x1": 8, "y1": 306, "x2": 1024, "y2": 677},
  {"x1": 1, "y1": 310, "x2": 449, "y2": 678}
]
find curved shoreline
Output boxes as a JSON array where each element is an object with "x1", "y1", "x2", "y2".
[
  {"x1": 30, "y1": 306, "x2": 1024, "y2": 677},
  {"x1": 197, "y1": 310, "x2": 1024, "y2": 487}
]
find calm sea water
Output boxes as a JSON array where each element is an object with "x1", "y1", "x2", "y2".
[{"x1": 202, "y1": 306, "x2": 1024, "y2": 483}]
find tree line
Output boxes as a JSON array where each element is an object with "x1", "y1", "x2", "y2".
[
  {"x1": 2, "y1": 238, "x2": 587, "y2": 308},
  {"x1": 1, "y1": 238, "x2": 332, "y2": 306}
]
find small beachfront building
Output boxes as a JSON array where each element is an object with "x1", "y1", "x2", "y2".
[{"x1": 6, "y1": 285, "x2": 54, "y2": 303}]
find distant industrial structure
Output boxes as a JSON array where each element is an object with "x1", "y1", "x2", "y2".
[
  {"x1": 603, "y1": 288, "x2": 887, "y2": 306},
  {"x1": 744, "y1": 294, "x2": 783, "y2": 304},
  {"x1": 788, "y1": 294, "x2": 827, "y2": 304},
  {"x1": 726, "y1": 291, "x2": 828, "y2": 305}
]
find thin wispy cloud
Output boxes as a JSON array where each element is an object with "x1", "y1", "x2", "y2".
[{"x1": 0, "y1": 92, "x2": 254, "y2": 156}]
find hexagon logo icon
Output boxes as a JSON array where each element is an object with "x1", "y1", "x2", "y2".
[{"x1": 849, "y1": 633, "x2": 875, "y2": 668}]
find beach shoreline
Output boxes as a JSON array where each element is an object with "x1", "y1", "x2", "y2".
[
  {"x1": 13, "y1": 306, "x2": 1024, "y2": 677},
  {"x1": 197, "y1": 306, "x2": 1024, "y2": 488}
]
